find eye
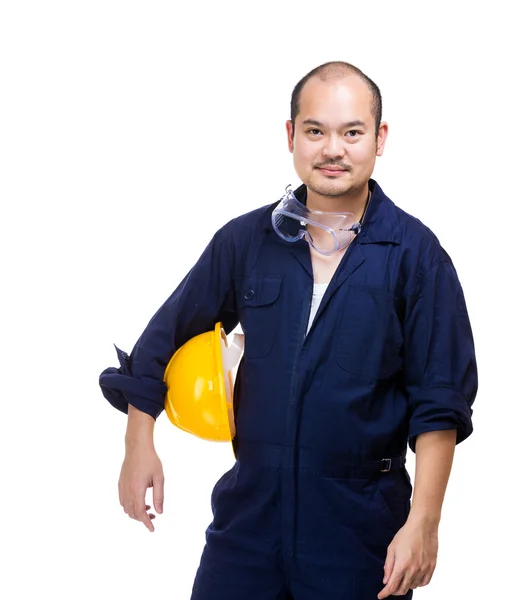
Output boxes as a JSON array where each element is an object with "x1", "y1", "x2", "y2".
[
  {"x1": 346, "y1": 130, "x2": 361, "y2": 138},
  {"x1": 306, "y1": 128, "x2": 323, "y2": 136}
]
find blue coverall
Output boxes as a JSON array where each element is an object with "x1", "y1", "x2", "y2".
[{"x1": 100, "y1": 179, "x2": 477, "y2": 599}]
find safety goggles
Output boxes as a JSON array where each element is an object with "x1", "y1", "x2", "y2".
[{"x1": 271, "y1": 186, "x2": 361, "y2": 256}]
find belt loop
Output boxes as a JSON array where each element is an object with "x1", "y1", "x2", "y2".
[{"x1": 380, "y1": 458, "x2": 392, "y2": 473}]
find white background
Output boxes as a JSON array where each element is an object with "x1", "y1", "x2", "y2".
[{"x1": 1, "y1": 1, "x2": 511, "y2": 598}]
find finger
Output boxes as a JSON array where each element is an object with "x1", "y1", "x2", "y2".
[
  {"x1": 135, "y1": 507, "x2": 155, "y2": 532},
  {"x1": 383, "y1": 547, "x2": 396, "y2": 585},
  {"x1": 395, "y1": 576, "x2": 414, "y2": 596},
  {"x1": 142, "y1": 514, "x2": 155, "y2": 532},
  {"x1": 126, "y1": 505, "x2": 142, "y2": 520},
  {"x1": 124, "y1": 501, "x2": 135, "y2": 517},
  {"x1": 153, "y1": 474, "x2": 165, "y2": 514},
  {"x1": 377, "y1": 583, "x2": 391, "y2": 599},
  {"x1": 118, "y1": 483, "x2": 126, "y2": 506},
  {"x1": 378, "y1": 570, "x2": 405, "y2": 599},
  {"x1": 409, "y1": 573, "x2": 424, "y2": 590},
  {"x1": 134, "y1": 495, "x2": 155, "y2": 531}
]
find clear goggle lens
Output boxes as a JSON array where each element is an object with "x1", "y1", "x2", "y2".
[{"x1": 271, "y1": 187, "x2": 360, "y2": 256}]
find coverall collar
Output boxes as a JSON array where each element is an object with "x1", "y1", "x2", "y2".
[{"x1": 265, "y1": 179, "x2": 401, "y2": 246}]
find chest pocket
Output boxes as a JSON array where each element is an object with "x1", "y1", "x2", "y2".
[
  {"x1": 336, "y1": 285, "x2": 403, "y2": 379},
  {"x1": 238, "y1": 276, "x2": 283, "y2": 359}
]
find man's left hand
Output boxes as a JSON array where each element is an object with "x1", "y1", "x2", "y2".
[{"x1": 377, "y1": 515, "x2": 438, "y2": 598}]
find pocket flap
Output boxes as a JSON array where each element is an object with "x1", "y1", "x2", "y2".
[{"x1": 240, "y1": 276, "x2": 283, "y2": 307}]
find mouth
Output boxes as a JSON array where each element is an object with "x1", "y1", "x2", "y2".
[{"x1": 316, "y1": 167, "x2": 349, "y2": 175}]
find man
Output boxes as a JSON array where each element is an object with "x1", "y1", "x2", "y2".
[{"x1": 100, "y1": 61, "x2": 477, "y2": 599}]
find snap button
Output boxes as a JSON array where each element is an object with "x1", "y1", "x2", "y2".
[{"x1": 244, "y1": 289, "x2": 255, "y2": 300}]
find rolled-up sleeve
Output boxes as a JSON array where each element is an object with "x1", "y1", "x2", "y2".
[
  {"x1": 403, "y1": 257, "x2": 478, "y2": 451},
  {"x1": 98, "y1": 226, "x2": 238, "y2": 420}
]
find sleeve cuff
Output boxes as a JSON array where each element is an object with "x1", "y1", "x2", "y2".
[
  {"x1": 98, "y1": 344, "x2": 167, "y2": 420},
  {"x1": 408, "y1": 385, "x2": 473, "y2": 452}
]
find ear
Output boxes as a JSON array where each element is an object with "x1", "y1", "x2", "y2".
[
  {"x1": 286, "y1": 120, "x2": 294, "y2": 153},
  {"x1": 376, "y1": 122, "x2": 389, "y2": 157}
]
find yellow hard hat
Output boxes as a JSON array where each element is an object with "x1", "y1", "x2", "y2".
[{"x1": 163, "y1": 322, "x2": 244, "y2": 442}]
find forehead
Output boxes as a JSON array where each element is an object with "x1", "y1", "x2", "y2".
[{"x1": 298, "y1": 75, "x2": 374, "y2": 123}]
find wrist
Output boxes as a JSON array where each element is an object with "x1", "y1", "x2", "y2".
[
  {"x1": 125, "y1": 404, "x2": 155, "y2": 447},
  {"x1": 407, "y1": 508, "x2": 441, "y2": 528}
]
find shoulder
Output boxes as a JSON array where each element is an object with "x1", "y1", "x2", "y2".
[
  {"x1": 382, "y1": 193, "x2": 451, "y2": 272},
  {"x1": 397, "y1": 207, "x2": 445, "y2": 255},
  {"x1": 205, "y1": 201, "x2": 277, "y2": 275},
  {"x1": 216, "y1": 202, "x2": 276, "y2": 243},
  {"x1": 372, "y1": 185, "x2": 455, "y2": 293}
]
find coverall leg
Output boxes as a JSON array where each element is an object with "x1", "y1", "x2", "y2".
[
  {"x1": 190, "y1": 444, "x2": 412, "y2": 599},
  {"x1": 190, "y1": 462, "x2": 288, "y2": 599}
]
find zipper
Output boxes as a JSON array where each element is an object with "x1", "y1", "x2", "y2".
[
  {"x1": 282, "y1": 280, "x2": 313, "y2": 563},
  {"x1": 288, "y1": 281, "x2": 313, "y2": 410}
]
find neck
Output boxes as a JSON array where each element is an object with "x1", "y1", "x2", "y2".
[{"x1": 306, "y1": 184, "x2": 370, "y2": 221}]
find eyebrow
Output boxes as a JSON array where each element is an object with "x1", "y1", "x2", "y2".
[{"x1": 302, "y1": 118, "x2": 367, "y2": 129}]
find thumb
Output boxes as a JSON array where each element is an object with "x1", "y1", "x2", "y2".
[
  {"x1": 153, "y1": 475, "x2": 165, "y2": 514},
  {"x1": 383, "y1": 547, "x2": 395, "y2": 584}
]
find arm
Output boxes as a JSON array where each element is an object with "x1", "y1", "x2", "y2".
[
  {"x1": 404, "y1": 257, "x2": 477, "y2": 451},
  {"x1": 101, "y1": 224, "x2": 239, "y2": 530},
  {"x1": 99, "y1": 225, "x2": 239, "y2": 420},
  {"x1": 125, "y1": 403, "x2": 155, "y2": 448},
  {"x1": 410, "y1": 428, "x2": 457, "y2": 527},
  {"x1": 118, "y1": 404, "x2": 163, "y2": 533},
  {"x1": 378, "y1": 256, "x2": 477, "y2": 598},
  {"x1": 378, "y1": 429, "x2": 457, "y2": 598}
]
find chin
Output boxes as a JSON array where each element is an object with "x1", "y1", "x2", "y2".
[{"x1": 310, "y1": 176, "x2": 350, "y2": 197}]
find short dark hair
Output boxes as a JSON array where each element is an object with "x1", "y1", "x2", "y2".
[{"x1": 290, "y1": 61, "x2": 382, "y2": 138}]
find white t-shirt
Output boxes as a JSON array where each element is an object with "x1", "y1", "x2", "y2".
[{"x1": 306, "y1": 282, "x2": 329, "y2": 334}]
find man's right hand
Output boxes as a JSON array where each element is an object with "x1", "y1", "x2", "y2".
[
  {"x1": 118, "y1": 404, "x2": 164, "y2": 532},
  {"x1": 118, "y1": 444, "x2": 164, "y2": 532}
]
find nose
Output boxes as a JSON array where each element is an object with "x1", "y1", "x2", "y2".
[{"x1": 321, "y1": 134, "x2": 346, "y2": 159}]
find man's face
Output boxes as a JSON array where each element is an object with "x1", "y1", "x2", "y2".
[{"x1": 286, "y1": 75, "x2": 388, "y2": 199}]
